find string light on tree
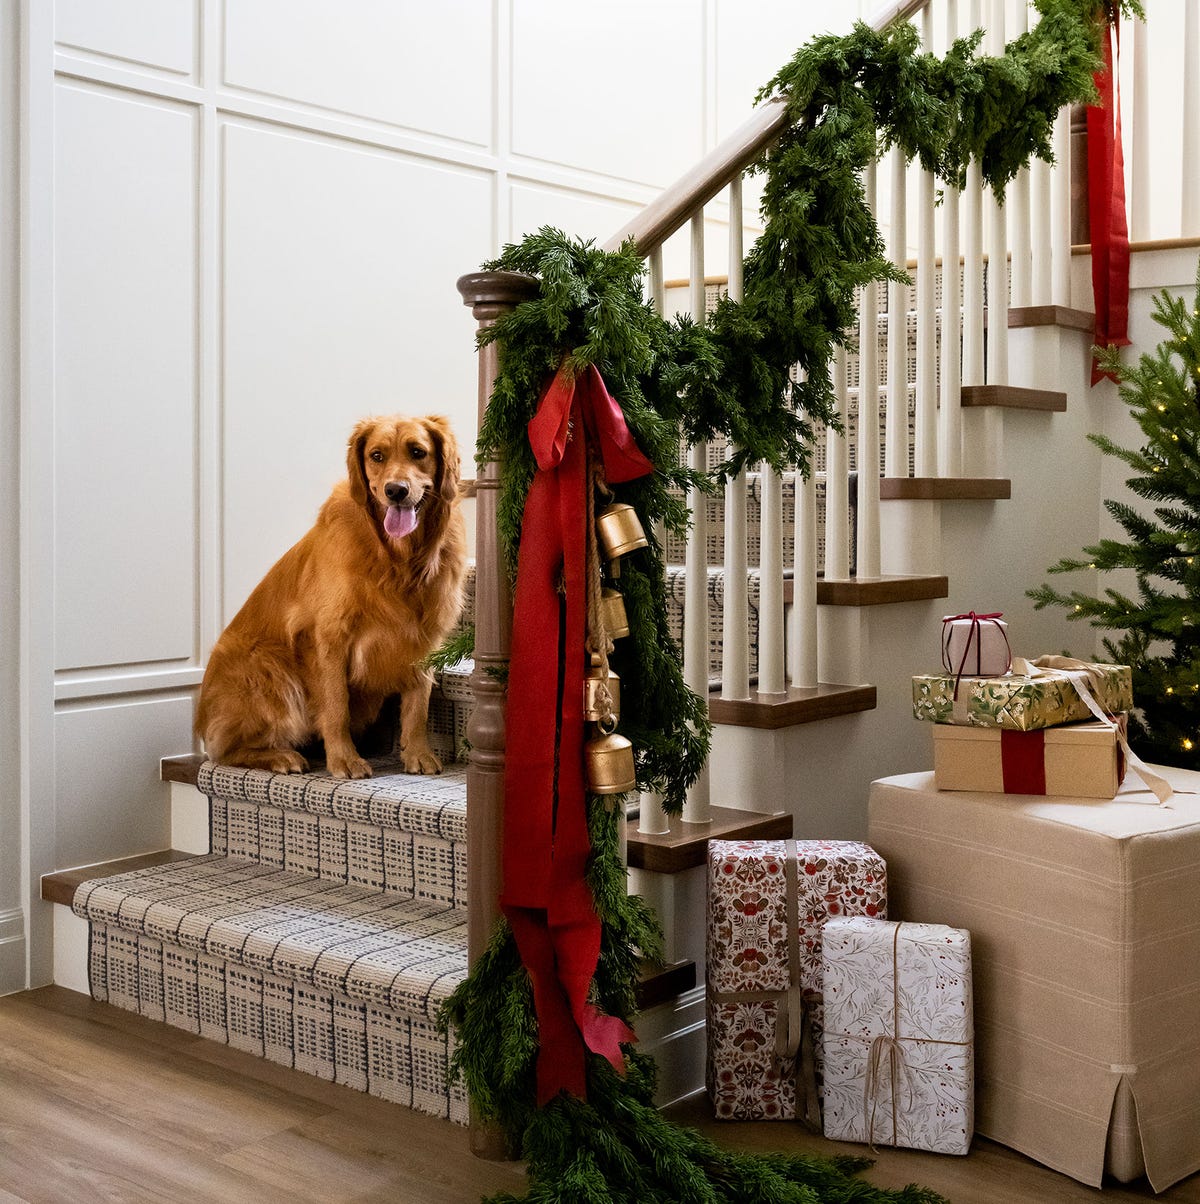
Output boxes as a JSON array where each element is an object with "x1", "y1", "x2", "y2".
[{"x1": 1030, "y1": 257, "x2": 1200, "y2": 771}]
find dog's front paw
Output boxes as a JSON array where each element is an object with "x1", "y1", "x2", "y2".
[
  {"x1": 328, "y1": 753, "x2": 373, "y2": 780},
  {"x1": 401, "y1": 746, "x2": 443, "y2": 775}
]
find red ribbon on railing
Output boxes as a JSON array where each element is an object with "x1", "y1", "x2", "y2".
[
  {"x1": 501, "y1": 361, "x2": 651, "y2": 1105},
  {"x1": 1088, "y1": 15, "x2": 1131, "y2": 385},
  {"x1": 941, "y1": 611, "x2": 1011, "y2": 699}
]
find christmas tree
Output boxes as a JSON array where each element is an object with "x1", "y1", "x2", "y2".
[{"x1": 1029, "y1": 257, "x2": 1200, "y2": 770}]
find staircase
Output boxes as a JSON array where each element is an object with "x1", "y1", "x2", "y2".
[{"x1": 39, "y1": 0, "x2": 1122, "y2": 1138}]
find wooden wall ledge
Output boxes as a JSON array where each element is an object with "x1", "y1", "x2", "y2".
[
  {"x1": 628, "y1": 805, "x2": 792, "y2": 874},
  {"x1": 708, "y1": 682, "x2": 876, "y2": 729},
  {"x1": 880, "y1": 478, "x2": 1010, "y2": 500},
  {"x1": 960, "y1": 385, "x2": 1066, "y2": 412},
  {"x1": 817, "y1": 574, "x2": 949, "y2": 605}
]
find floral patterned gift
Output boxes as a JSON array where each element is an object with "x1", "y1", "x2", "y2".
[
  {"x1": 706, "y1": 838, "x2": 887, "y2": 1122},
  {"x1": 822, "y1": 916, "x2": 973, "y2": 1155},
  {"x1": 912, "y1": 656, "x2": 1132, "y2": 731}
]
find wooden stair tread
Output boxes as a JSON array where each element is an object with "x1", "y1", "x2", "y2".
[
  {"x1": 880, "y1": 477, "x2": 1010, "y2": 501},
  {"x1": 708, "y1": 682, "x2": 876, "y2": 728},
  {"x1": 627, "y1": 805, "x2": 792, "y2": 874},
  {"x1": 960, "y1": 384, "x2": 1066, "y2": 411},
  {"x1": 45, "y1": 849, "x2": 695, "y2": 1011},
  {"x1": 816, "y1": 574, "x2": 948, "y2": 605},
  {"x1": 42, "y1": 849, "x2": 197, "y2": 907},
  {"x1": 161, "y1": 753, "x2": 205, "y2": 785},
  {"x1": 1007, "y1": 304, "x2": 1094, "y2": 332}
]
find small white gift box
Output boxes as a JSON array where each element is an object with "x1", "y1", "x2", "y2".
[
  {"x1": 941, "y1": 611, "x2": 1011, "y2": 678},
  {"x1": 821, "y1": 916, "x2": 974, "y2": 1156}
]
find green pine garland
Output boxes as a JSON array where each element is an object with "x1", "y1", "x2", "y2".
[
  {"x1": 443, "y1": 4, "x2": 1142, "y2": 1201},
  {"x1": 1029, "y1": 257, "x2": 1200, "y2": 769}
]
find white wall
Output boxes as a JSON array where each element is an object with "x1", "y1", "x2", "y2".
[{"x1": 8, "y1": 0, "x2": 873, "y2": 992}]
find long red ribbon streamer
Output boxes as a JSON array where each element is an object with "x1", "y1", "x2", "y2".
[
  {"x1": 1087, "y1": 17, "x2": 1131, "y2": 385},
  {"x1": 501, "y1": 362, "x2": 652, "y2": 1105}
]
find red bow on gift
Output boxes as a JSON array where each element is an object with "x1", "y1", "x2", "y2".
[{"x1": 502, "y1": 361, "x2": 650, "y2": 1105}]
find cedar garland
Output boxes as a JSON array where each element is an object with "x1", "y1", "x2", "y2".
[{"x1": 442, "y1": 4, "x2": 1143, "y2": 1201}]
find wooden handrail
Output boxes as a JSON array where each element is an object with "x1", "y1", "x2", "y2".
[
  {"x1": 601, "y1": 0, "x2": 932, "y2": 259},
  {"x1": 601, "y1": 97, "x2": 790, "y2": 257}
]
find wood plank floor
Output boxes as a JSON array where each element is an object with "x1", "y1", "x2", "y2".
[{"x1": 2, "y1": 986, "x2": 1197, "y2": 1203}]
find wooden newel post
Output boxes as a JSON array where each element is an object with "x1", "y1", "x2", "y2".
[{"x1": 456, "y1": 269, "x2": 538, "y2": 1160}]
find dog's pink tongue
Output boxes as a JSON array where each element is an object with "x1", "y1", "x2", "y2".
[{"x1": 384, "y1": 505, "x2": 418, "y2": 540}]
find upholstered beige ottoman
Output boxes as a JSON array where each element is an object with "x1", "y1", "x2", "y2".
[{"x1": 867, "y1": 766, "x2": 1200, "y2": 1192}]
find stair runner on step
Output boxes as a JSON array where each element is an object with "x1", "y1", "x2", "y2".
[{"x1": 71, "y1": 758, "x2": 473, "y2": 1123}]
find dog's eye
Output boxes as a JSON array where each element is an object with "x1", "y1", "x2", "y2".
[
  {"x1": 369, "y1": 449, "x2": 385, "y2": 463},
  {"x1": 409, "y1": 444, "x2": 427, "y2": 461}
]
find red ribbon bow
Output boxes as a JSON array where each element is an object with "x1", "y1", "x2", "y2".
[{"x1": 501, "y1": 362, "x2": 651, "y2": 1105}]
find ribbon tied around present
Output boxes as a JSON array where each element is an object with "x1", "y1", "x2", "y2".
[
  {"x1": 707, "y1": 839, "x2": 822, "y2": 1131},
  {"x1": 855, "y1": 923, "x2": 972, "y2": 1152},
  {"x1": 1011, "y1": 655, "x2": 1174, "y2": 806},
  {"x1": 501, "y1": 360, "x2": 651, "y2": 1105},
  {"x1": 941, "y1": 611, "x2": 1012, "y2": 698}
]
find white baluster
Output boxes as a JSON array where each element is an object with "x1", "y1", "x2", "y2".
[
  {"x1": 914, "y1": 6, "x2": 937, "y2": 479},
  {"x1": 790, "y1": 465, "x2": 819, "y2": 690},
  {"x1": 1129, "y1": 12, "x2": 1150, "y2": 243},
  {"x1": 1050, "y1": 105, "x2": 1072, "y2": 306},
  {"x1": 1008, "y1": 0, "x2": 1032, "y2": 308},
  {"x1": 985, "y1": 0, "x2": 1008, "y2": 391},
  {"x1": 722, "y1": 177, "x2": 750, "y2": 703},
  {"x1": 683, "y1": 213, "x2": 710, "y2": 823},
  {"x1": 938, "y1": 0, "x2": 964, "y2": 476},
  {"x1": 758, "y1": 465, "x2": 785, "y2": 694},
  {"x1": 962, "y1": 155, "x2": 985, "y2": 389},
  {"x1": 825, "y1": 348, "x2": 851, "y2": 580},
  {"x1": 885, "y1": 145, "x2": 909, "y2": 478},
  {"x1": 916, "y1": 165, "x2": 937, "y2": 476},
  {"x1": 857, "y1": 158, "x2": 881, "y2": 578},
  {"x1": 1183, "y1": 3, "x2": 1200, "y2": 235},
  {"x1": 639, "y1": 244, "x2": 669, "y2": 836},
  {"x1": 939, "y1": 179, "x2": 963, "y2": 477}
]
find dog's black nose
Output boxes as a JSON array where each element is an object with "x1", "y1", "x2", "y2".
[{"x1": 385, "y1": 481, "x2": 410, "y2": 504}]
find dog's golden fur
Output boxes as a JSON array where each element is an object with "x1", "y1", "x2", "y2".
[{"x1": 196, "y1": 414, "x2": 467, "y2": 779}]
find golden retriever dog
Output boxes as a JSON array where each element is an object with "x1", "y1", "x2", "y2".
[{"x1": 196, "y1": 414, "x2": 467, "y2": 779}]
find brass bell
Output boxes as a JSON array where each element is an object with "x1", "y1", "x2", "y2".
[
  {"x1": 583, "y1": 654, "x2": 620, "y2": 723},
  {"x1": 585, "y1": 717, "x2": 637, "y2": 795},
  {"x1": 600, "y1": 586, "x2": 630, "y2": 639},
  {"x1": 597, "y1": 502, "x2": 648, "y2": 561}
]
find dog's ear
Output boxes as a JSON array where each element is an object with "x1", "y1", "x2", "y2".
[
  {"x1": 423, "y1": 415, "x2": 461, "y2": 504},
  {"x1": 346, "y1": 419, "x2": 374, "y2": 506}
]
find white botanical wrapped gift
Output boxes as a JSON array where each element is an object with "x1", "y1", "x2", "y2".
[{"x1": 821, "y1": 916, "x2": 974, "y2": 1155}]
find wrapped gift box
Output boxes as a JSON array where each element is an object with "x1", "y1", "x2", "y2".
[
  {"x1": 822, "y1": 916, "x2": 973, "y2": 1155},
  {"x1": 706, "y1": 838, "x2": 887, "y2": 1120},
  {"x1": 932, "y1": 716, "x2": 1126, "y2": 798},
  {"x1": 912, "y1": 660, "x2": 1132, "y2": 731},
  {"x1": 941, "y1": 613, "x2": 1011, "y2": 678}
]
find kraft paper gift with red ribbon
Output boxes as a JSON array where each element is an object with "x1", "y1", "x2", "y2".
[
  {"x1": 822, "y1": 916, "x2": 974, "y2": 1156},
  {"x1": 706, "y1": 838, "x2": 887, "y2": 1124},
  {"x1": 931, "y1": 716, "x2": 1128, "y2": 799},
  {"x1": 501, "y1": 360, "x2": 651, "y2": 1105}
]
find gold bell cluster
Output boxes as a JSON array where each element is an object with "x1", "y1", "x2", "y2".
[{"x1": 583, "y1": 500, "x2": 647, "y2": 796}]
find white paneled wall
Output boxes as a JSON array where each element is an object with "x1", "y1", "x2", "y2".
[
  {"x1": 10, "y1": 0, "x2": 876, "y2": 991},
  {"x1": 53, "y1": 82, "x2": 198, "y2": 672}
]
